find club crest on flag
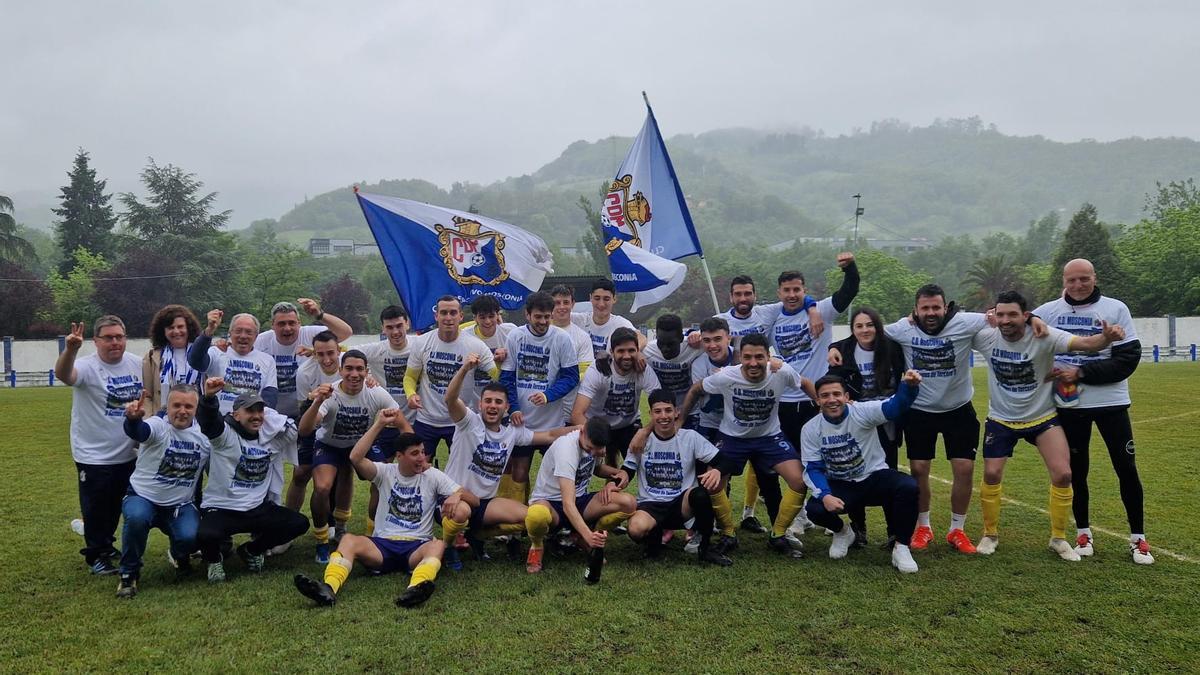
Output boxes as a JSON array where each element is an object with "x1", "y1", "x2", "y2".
[
  {"x1": 602, "y1": 174, "x2": 652, "y2": 254},
  {"x1": 435, "y1": 216, "x2": 509, "y2": 286}
]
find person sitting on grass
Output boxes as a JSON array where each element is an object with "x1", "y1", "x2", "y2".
[
  {"x1": 116, "y1": 386, "x2": 211, "y2": 598},
  {"x1": 294, "y1": 413, "x2": 477, "y2": 609}
]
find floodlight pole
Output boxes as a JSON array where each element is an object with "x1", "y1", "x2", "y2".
[{"x1": 852, "y1": 193, "x2": 864, "y2": 249}]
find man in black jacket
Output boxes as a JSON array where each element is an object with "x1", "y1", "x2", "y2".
[{"x1": 1034, "y1": 259, "x2": 1153, "y2": 564}]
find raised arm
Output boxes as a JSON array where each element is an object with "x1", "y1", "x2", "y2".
[
  {"x1": 445, "y1": 353, "x2": 480, "y2": 424},
  {"x1": 880, "y1": 370, "x2": 921, "y2": 421},
  {"x1": 831, "y1": 252, "x2": 860, "y2": 313},
  {"x1": 298, "y1": 383, "x2": 332, "y2": 436},
  {"x1": 54, "y1": 321, "x2": 85, "y2": 386},
  {"x1": 1067, "y1": 321, "x2": 1124, "y2": 354},
  {"x1": 679, "y1": 380, "x2": 706, "y2": 420},
  {"x1": 188, "y1": 309, "x2": 223, "y2": 373},
  {"x1": 298, "y1": 297, "x2": 352, "y2": 342},
  {"x1": 349, "y1": 409, "x2": 399, "y2": 481},
  {"x1": 122, "y1": 391, "x2": 152, "y2": 443},
  {"x1": 197, "y1": 377, "x2": 227, "y2": 439}
]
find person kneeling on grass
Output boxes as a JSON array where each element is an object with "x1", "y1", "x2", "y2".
[
  {"x1": 196, "y1": 378, "x2": 309, "y2": 583},
  {"x1": 618, "y1": 389, "x2": 734, "y2": 566},
  {"x1": 294, "y1": 411, "x2": 478, "y2": 608},
  {"x1": 116, "y1": 386, "x2": 211, "y2": 598},
  {"x1": 525, "y1": 418, "x2": 636, "y2": 583},
  {"x1": 801, "y1": 371, "x2": 923, "y2": 573}
]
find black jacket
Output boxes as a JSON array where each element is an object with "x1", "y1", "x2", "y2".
[{"x1": 827, "y1": 334, "x2": 906, "y2": 401}]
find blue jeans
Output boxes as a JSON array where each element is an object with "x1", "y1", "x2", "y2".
[{"x1": 119, "y1": 492, "x2": 199, "y2": 578}]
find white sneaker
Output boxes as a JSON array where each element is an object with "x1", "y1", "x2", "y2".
[
  {"x1": 787, "y1": 512, "x2": 812, "y2": 537},
  {"x1": 828, "y1": 525, "x2": 855, "y2": 559},
  {"x1": 266, "y1": 542, "x2": 292, "y2": 557},
  {"x1": 1130, "y1": 539, "x2": 1155, "y2": 565},
  {"x1": 976, "y1": 536, "x2": 999, "y2": 555},
  {"x1": 891, "y1": 544, "x2": 919, "y2": 573},
  {"x1": 683, "y1": 532, "x2": 701, "y2": 554},
  {"x1": 1049, "y1": 537, "x2": 1081, "y2": 561},
  {"x1": 741, "y1": 507, "x2": 756, "y2": 521},
  {"x1": 783, "y1": 532, "x2": 805, "y2": 551},
  {"x1": 1073, "y1": 533, "x2": 1094, "y2": 557},
  {"x1": 70, "y1": 518, "x2": 85, "y2": 536}
]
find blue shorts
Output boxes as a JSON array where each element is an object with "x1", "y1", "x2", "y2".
[
  {"x1": 983, "y1": 416, "x2": 1060, "y2": 459},
  {"x1": 546, "y1": 493, "x2": 597, "y2": 531},
  {"x1": 716, "y1": 432, "x2": 798, "y2": 476},
  {"x1": 367, "y1": 536, "x2": 429, "y2": 574},
  {"x1": 297, "y1": 433, "x2": 316, "y2": 466},
  {"x1": 468, "y1": 497, "x2": 494, "y2": 532},
  {"x1": 412, "y1": 420, "x2": 455, "y2": 460},
  {"x1": 365, "y1": 427, "x2": 399, "y2": 463},
  {"x1": 312, "y1": 441, "x2": 350, "y2": 467},
  {"x1": 512, "y1": 444, "x2": 550, "y2": 459}
]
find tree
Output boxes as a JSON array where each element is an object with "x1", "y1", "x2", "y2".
[
  {"x1": 1144, "y1": 178, "x2": 1200, "y2": 222},
  {"x1": 826, "y1": 247, "x2": 932, "y2": 321},
  {"x1": 235, "y1": 227, "x2": 319, "y2": 320},
  {"x1": 92, "y1": 249, "x2": 182, "y2": 337},
  {"x1": 0, "y1": 260, "x2": 55, "y2": 337},
  {"x1": 46, "y1": 248, "x2": 109, "y2": 329},
  {"x1": 120, "y1": 158, "x2": 231, "y2": 239},
  {"x1": 318, "y1": 275, "x2": 371, "y2": 333},
  {"x1": 1118, "y1": 204, "x2": 1200, "y2": 316},
  {"x1": 576, "y1": 184, "x2": 609, "y2": 274},
  {"x1": 1016, "y1": 211, "x2": 1061, "y2": 265},
  {"x1": 963, "y1": 254, "x2": 1024, "y2": 309},
  {"x1": 0, "y1": 194, "x2": 36, "y2": 263},
  {"x1": 1052, "y1": 203, "x2": 1123, "y2": 293},
  {"x1": 52, "y1": 149, "x2": 117, "y2": 274}
]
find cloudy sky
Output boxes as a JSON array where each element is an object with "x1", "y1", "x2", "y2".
[{"x1": 3, "y1": 1, "x2": 1198, "y2": 226}]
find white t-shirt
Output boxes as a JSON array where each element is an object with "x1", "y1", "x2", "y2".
[
  {"x1": 622, "y1": 429, "x2": 719, "y2": 503},
  {"x1": 69, "y1": 353, "x2": 144, "y2": 465},
  {"x1": 371, "y1": 464, "x2": 460, "y2": 540},
  {"x1": 410, "y1": 331, "x2": 496, "y2": 427},
  {"x1": 717, "y1": 303, "x2": 780, "y2": 337},
  {"x1": 1033, "y1": 295, "x2": 1139, "y2": 408},
  {"x1": 854, "y1": 345, "x2": 879, "y2": 398},
  {"x1": 502, "y1": 325, "x2": 579, "y2": 431},
  {"x1": 973, "y1": 326, "x2": 1075, "y2": 423},
  {"x1": 202, "y1": 420, "x2": 295, "y2": 511},
  {"x1": 703, "y1": 363, "x2": 804, "y2": 438},
  {"x1": 255, "y1": 325, "x2": 326, "y2": 418},
  {"x1": 354, "y1": 337, "x2": 420, "y2": 424},
  {"x1": 558, "y1": 322, "x2": 595, "y2": 420},
  {"x1": 571, "y1": 311, "x2": 635, "y2": 356},
  {"x1": 769, "y1": 298, "x2": 839, "y2": 402},
  {"x1": 213, "y1": 349, "x2": 278, "y2": 415},
  {"x1": 800, "y1": 401, "x2": 891, "y2": 495},
  {"x1": 444, "y1": 410, "x2": 534, "y2": 499},
  {"x1": 294, "y1": 359, "x2": 341, "y2": 407},
  {"x1": 152, "y1": 344, "x2": 218, "y2": 408},
  {"x1": 315, "y1": 384, "x2": 400, "y2": 448},
  {"x1": 885, "y1": 312, "x2": 988, "y2": 413},
  {"x1": 530, "y1": 430, "x2": 597, "y2": 502},
  {"x1": 472, "y1": 323, "x2": 517, "y2": 393},
  {"x1": 578, "y1": 365, "x2": 661, "y2": 429},
  {"x1": 128, "y1": 416, "x2": 210, "y2": 506},
  {"x1": 691, "y1": 347, "x2": 735, "y2": 430},
  {"x1": 643, "y1": 341, "x2": 701, "y2": 407}
]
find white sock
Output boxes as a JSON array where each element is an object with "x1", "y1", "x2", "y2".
[
  {"x1": 742, "y1": 507, "x2": 755, "y2": 519},
  {"x1": 1077, "y1": 527, "x2": 1093, "y2": 539},
  {"x1": 1130, "y1": 533, "x2": 1145, "y2": 543},
  {"x1": 949, "y1": 513, "x2": 966, "y2": 532},
  {"x1": 917, "y1": 511, "x2": 931, "y2": 528}
]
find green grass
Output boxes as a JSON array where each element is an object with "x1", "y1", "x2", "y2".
[{"x1": 2, "y1": 364, "x2": 1198, "y2": 673}]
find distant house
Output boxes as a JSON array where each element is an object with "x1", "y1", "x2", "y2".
[
  {"x1": 309, "y1": 238, "x2": 380, "y2": 257},
  {"x1": 768, "y1": 237, "x2": 932, "y2": 253}
]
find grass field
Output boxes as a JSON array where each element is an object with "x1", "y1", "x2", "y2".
[{"x1": 2, "y1": 364, "x2": 1198, "y2": 673}]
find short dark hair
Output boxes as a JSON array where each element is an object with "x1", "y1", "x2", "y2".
[
  {"x1": 647, "y1": 389, "x2": 675, "y2": 408},
  {"x1": 584, "y1": 417, "x2": 611, "y2": 449},
  {"x1": 394, "y1": 432, "x2": 424, "y2": 455},
  {"x1": 481, "y1": 382, "x2": 508, "y2": 400},
  {"x1": 777, "y1": 270, "x2": 805, "y2": 286},
  {"x1": 549, "y1": 284, "x2": 574, "y2": 298},
  {"x1": 995, "y1": 290, "x2": 1028, "y2": 312},
  {"x1": 739, "y1": 333, "x2": 770, "y2": 353},
  {"x1": 435, "y1": 295, "x2": 461, "y2": 310},
  {"x1": 655, "y1": 313, "x2": 683, "y2": 334},
  {"x1": 591, "y1": 278, "x2": 616, "y2": 295},
  {"x1": 471, "y1": 295, "x2": 501, "y2": 316},
  {"x1": 312, "y1": 330, "x2": 339, "y2": 347},
  {"x1": 699, "y1": 317, "x2": 730, "y2": 334},
  {"x1": 380, "y1": 305, "x2": 408, "y2": 322},
  {"x1": 149, "y1": 305, "x2": 200, "y2": 350},
  {"x1": 341, "y1": 349, "x2": 368, "y2": 366},
  {"x1": 915, "y1": 284, "x2": 946, "y2": 305},
  {"x1": 610, "y1": 327, "x2": 639, "y2": 350},
  {"x1": 524, "y1": 291, "x2": 555, "y2": 314},
  {"x1": 813, "y1": 374, "x2": 847, "y2": 394},
  {"x1": 730, "y1": 275, "x2": 755, "y2": 292}
]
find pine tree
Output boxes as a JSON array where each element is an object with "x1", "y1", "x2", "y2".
[
  {"x1": 1052, "y1": 203, "x2": 1123, "y2": 291},
  {"x1": 52, "y1": 149, "x2": 117, "y2": 275},
  {"x1": 120, "y1": 158, "x2": 230, "y2": 240},
  {"x1": 0, "y1": 194, "x2": 36, "y2": 263}
]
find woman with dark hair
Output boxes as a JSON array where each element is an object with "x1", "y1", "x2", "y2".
[
  {"x1": 827, "y1": 306, "x2": 907, "y2": 547},
  {"x1": 142, "y1": 304, "x2": 209, "y2": 410}
]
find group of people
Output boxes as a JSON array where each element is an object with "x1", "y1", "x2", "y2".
[{"x1": 58, "y1": 252, "x2": 1154, "y2": 609}]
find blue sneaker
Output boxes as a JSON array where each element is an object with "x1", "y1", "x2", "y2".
[
  {"x1": 90, "y1": 558, "x2": 118, "y2": 576},
  {"x1": 444, "y1": 547, "x2": 463, "y2": 571},
  {"x1": 315, "y1": 543, "x2": 331, "y2": 565}
]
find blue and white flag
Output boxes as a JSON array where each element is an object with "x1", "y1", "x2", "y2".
[
  {"x1": 601, "y1": 100, "x2": 704, "y2": 311},
  {"x1": 356, "y1": 191, "x2": 553, "y2": 331}
]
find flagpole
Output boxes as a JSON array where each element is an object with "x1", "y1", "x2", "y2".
[{"x1": 642, "y1": 91, "x2": 721, "y2": 315}]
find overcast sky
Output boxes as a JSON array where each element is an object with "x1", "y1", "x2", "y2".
[{"x1": 3, "y1": 1, "x2": 1198, "y2": 227}]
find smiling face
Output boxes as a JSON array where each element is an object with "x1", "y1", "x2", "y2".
[
  {"x1": 851, "y1": 311, "x2": 877, "y2": 349},
  {"x1": 650, "y1": 400, "x2": 676, "y2": 435},
  {"x1": 339, "y1": 356, "x2": 367, "y2": 394},
  {"x1": 232, "y1": 404, "x2": 265, "y2": 433},
  {"x1": 313, "y1": 338, "x2": 340, "y2": 374},
  {"x1": 229, "y1": 317, "x2": 258, "y2": 355},
  {"x1": 397, "y1": 443, "x2": 430, "y2": 476},
  {"x1": 165, "y1": 389, "x2": 199, "y2": 429},
  {"x1": 1063, "y1": 259, "x2": 1097, "y2": 302},
  {"x1": 656, "y1": 325, "x2": 684, "y2": 359},
  {"x1": 479, "y1": 387, "x2": 508, "y2": 426},
  {"x1": 739, "y1": 343, "x2": 770, "y2": 382},
  {"x1": 474, "y1": 311, "x2": 500, "y2": 337},
  {"x1": 730, "y1": 283, "x2": 756, "y2": 317},
  {"x1": 994, "y1": 302, "x2": 1028, "y2": 340},
  {"x1": 778, "y1": 278, "x2": 807, "y2": 312},
  {"x1": 435, "y1": 299, "x2": 462, "y2": 338},
  {"x1": 381, "y1": 316, "x2": 409, "y2": 348},
  {"x1": 915, "y1": 293, "x2": 946, "y2": 333},
  {"x1": 272, "y1": 310, "x2": 301, "y2": 345},
  {"x1": 526, "y1": 307, "x2": 552, "y2": 336},
  {"x1": 816, "y1": 381, "x2": 850, "y2": 418},
  {"x1": 590, "y1": 289, "x2": 615, "y2": 320},
  {"x1": 700, "y1": 329, "x2": 729, "y2": 360},
  {"x1": 165, "y1": 316, "x2": 190, "y2": 350},
  {"x1": 612, "y1": 340, "x2": 639, "y2": 374},
  {"x1": 552, "y1": 293, "x2": 574, "y2": 325}
]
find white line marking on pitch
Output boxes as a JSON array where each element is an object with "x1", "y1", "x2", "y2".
[
  {"x1": 903, "y1": 466, "x2": 1198, "y2": 565},
  {"x1": 1131, "y1": 409, "x2": 1200, "y2": 425}
]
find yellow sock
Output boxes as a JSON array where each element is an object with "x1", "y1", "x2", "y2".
[
  {"x1": 313, "y1": 525, "x2": 330, "y2": 544},
  {"x1": 595, "y1": 510, "x2": 633, "y2": 532},
  {"x1": 1049, "y1": 485, "x2": 1073, "y2": 540},
  {"x1": 442, "y1": 515, "x2": 468, "y2": 545},
  {"x1": 743, "y1": 467, "x2": 759, "y2": 512},
  {"x1": 525, "y1": 504, "x2": 553, "y2": 548},
  {"x1": 711, "y1": 489, "x2": 735, "y2": 537},
  {"x1": 981, "y1": 481, "x2": 1002, "y2": 537},
  {"x1": 366, "y1": 518, "x2": 375, "y2": 535},
  {"x1": 323, "y1": 552, "x2": 352, "y2": 593},
  {"x1": 772, "y1": 488, "x2": 804, "y2": 537},
  {"x1": 408, "y1": 557, "x2": 441, "y2": 587},
  {"x1": 332, "y1": 508, "x2": 352, "y2": 527}
]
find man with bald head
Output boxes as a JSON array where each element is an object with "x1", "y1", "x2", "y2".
[{"x1": 1034, "y1": 259, "x2": 1153, "y2": 564}]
